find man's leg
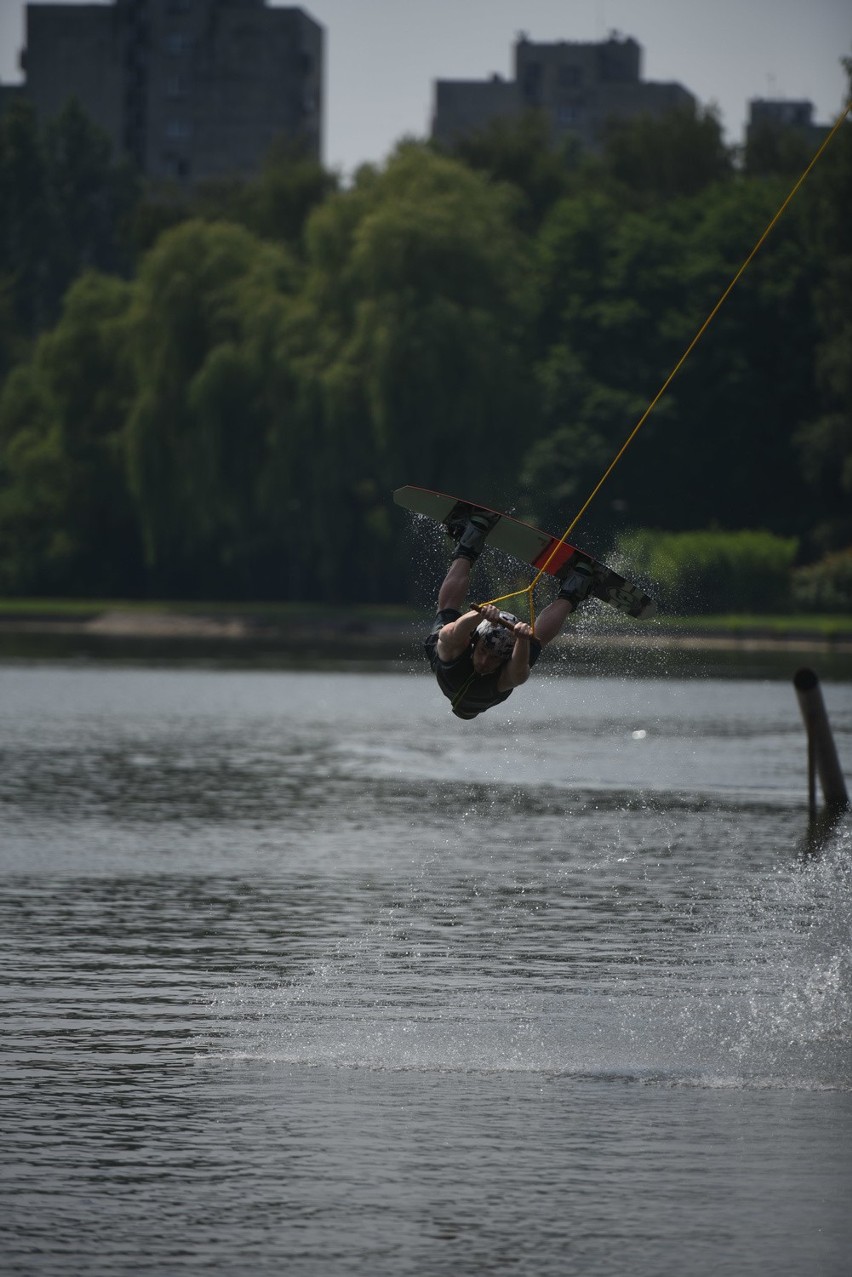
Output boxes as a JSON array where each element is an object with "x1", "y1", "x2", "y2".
[
  {"x1": 425, "y1": 555, "x2": 472, "y2": 677},
  {"x1": 437, "y1": 510, "x2": 499, "y2": 612},
  {"x1": 437, "y1": 555, "x2": 472, "y2": 613},
  {"x1": 534, "y1": 557, "x2": 595, "y2": 646},
  {"x1": 534, "y1": 597, "x2": 573, "y2": 647}
]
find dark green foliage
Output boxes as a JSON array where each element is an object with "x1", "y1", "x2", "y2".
[
  {"x1": 617, "y1": 529, "x2": 799, "y2": 614},
  {"x1": 0, "y1": 98, "x2": 58, "y2": 338},
  {"x1": 0, "y1": 86, "x2": 850, "y2": 608},
  {"x1": 124, "y1": 218, "x2": 302, "y2": 597},
  {"x1": 0, "y1": 99, "x2": 139, "y2": 345},
  {"x1": 290, "y1": 144, "x2": 536, "y2": 599},
  {"x1": 131, "y1": 138, "x2": 339, "y2": 257},
  {"x1": 438, "y1": 110, "x2": 583, "y2": 232},
  {"x1": 792, "y1": 105, "x2": 852, "y2": 554},
  {"x1": 600, "y1": 104, "x2": 733, "y2": 203},
  {"x1": 46, "y1": 99, "x2": 140, "y2": 280},
  {"x1": 744, "y1": 121, "x2": 815, "y2": 178},
  {"x1": 526, "y1": 175, "x2": 815, "y2": 551},
  {"x1": 792, "y1": 548, "x2": 852, "y2": 613},
  {"x1": 0, "y1": 271, "x2": 143, "y2": 595}
]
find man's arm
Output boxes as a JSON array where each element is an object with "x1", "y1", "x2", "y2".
[
  {"x1": 496, "y1": 623, "x2": 534, "y2": 691},
  {"x1": 435, "y1": 608, "x2": 484, "y2": 661}
]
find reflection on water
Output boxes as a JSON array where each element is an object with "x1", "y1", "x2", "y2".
[{"x1": 0, "y1": 662, "x2": 850, "y2": 1276}]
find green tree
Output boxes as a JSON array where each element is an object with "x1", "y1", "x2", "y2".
[
  {"x1": 46, "y1": 98, "x2": 140, "y2": 281},
  {"x1": 0, "y1": 271, "x2": 141, "y2": 594},
  {"x1": 124, "y1": 218, "x2": 304, "y2": 597},
  {"x1": 441, "y1": 110, "x2": 583, "y2": 233},
  {"x1": 132, "y1": 137, "x2": 338, "y2": 258},
  {"x1": 222, "y1": 136, "x2": 339, "y2": 248},
  {"x1": 2, "y1": 90, "x2": 848, "y2": 606},
  {"x1": 744, "y1": 120, "x2": 814, "y2": 178},
  {"x1": 525, "y1": 187, "x2": 688, "y2": 540},
  {"x1": 0, "y1": 98, "x2": 59, "y2": 338},
  {"x1": 296, "y1": 143, "x2": 537, "y2": 599},
  {"x1": 524, "y1": 170, "x2": 819, "y2": 550},
  {"x1": 0, "y1": 272, "x2": 28, "y2": 382},
  {"x1": 600, "y1": 104, "x2": 734, "y2": 203},
  {"x1": 0, "y1": 97, "x2": 140, "y2": 349},
  {"x1": 793, "y1": 78, "x2": 852, "y2": 552},
  {"x1": 631, "y1": 177, "x2": 817, "y2": 537},
  {"x1": 617, "y1": 527, "x2": 798, "y2": 613}
]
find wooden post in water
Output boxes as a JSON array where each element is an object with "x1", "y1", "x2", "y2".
[{"x1": 793, "y1": 668, "x2": 849, "y2": 813}]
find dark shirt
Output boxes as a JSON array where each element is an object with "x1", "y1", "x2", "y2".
[{"x1": 424, "y1": 610, "x2": 542, "y2": 719}]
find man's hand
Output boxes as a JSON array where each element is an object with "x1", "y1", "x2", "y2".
[
  {"x1": 478, "y1": 608, "x2": 533, "y2": 643},
  {"x1": 497, "y1": 617, "x2": 534, "y2": 691},
  {"x1": 476, "y1": 603, "x2": 505, "y2": 626}
]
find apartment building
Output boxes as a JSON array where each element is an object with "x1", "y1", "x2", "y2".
[
  {"x1": 433, "y1": 32, "x2": 696, "y2": 150},
  {"x1": 16, "y1": 0, "x2": 323, "y2": 181}
]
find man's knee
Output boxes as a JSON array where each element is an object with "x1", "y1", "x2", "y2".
[
  {"x1": 429, "y1": 607, "x2": 461, "y2": 638},
  {"x1": 425, "y1": 608, "x2": 461, "y2": 669}
]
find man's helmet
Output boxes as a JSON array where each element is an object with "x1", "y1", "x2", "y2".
[{"x1": 474, "y1": 611, "x2": 518, "y2": 658}]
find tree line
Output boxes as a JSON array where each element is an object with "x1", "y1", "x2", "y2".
[{"x1": 0, "y1": 86, "x2": 850, "y2": 608}]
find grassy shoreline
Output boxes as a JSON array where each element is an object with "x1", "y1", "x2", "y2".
[
  {"x1": 0, "y1": 598, "x2": 416, "y2": 622},
  {"x1": 0, "y1": 598, "x2": 849, "y2": 640}
]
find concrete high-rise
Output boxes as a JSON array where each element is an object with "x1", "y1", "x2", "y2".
[
  {"x1": 17, "y1": 0, "x2": 323, "y2": 182},
  {"x1": 433, "y1": 33, "x2": 696, "y2": 152},
  {"x1": 745, "y1": 98, "x2": 829, "y2": 150}
]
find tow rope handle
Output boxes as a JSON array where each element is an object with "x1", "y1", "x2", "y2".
[{"x1": 471, "y1": 604, "x2": 522, "y2": 635}]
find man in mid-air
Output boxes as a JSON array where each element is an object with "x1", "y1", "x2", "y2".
[{"x1": 425, "y1": 512, "x2": 594, "y2": 720}]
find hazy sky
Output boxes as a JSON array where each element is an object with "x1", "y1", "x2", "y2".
[{"x1": 1, "y1": 0, "x2": 849, "y2": 174}]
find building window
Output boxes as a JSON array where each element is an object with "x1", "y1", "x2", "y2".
[
  {"x1": 166, "y1": 75, "x2": 188, "y2": 99},
  {"x1": 165, "y1": 119, "x2": 192, "y2": 140},
  {"x1": 558, "y1": 65, "x2": 582, "y2": 88},
  {"x1": 557, "y1": 104, "x2": 582, "y2": 125},
  {"x1": 166, "y1": 32, "x2": 192, "y2": 55},
  {"x1": 521, "y1": 61, "x2": 542, "y2": 105}
]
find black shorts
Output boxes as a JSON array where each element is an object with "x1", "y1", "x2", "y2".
[{"x1": 424, "y1": 608, "x2": 461, "y2": 673}]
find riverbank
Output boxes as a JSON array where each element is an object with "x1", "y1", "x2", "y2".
[
  {"x1": 0, "y1": 599, "x2": 850, "y2": 656},
  {"x1": 0, "y1": 595, "x2": 848, "y2": 669}
]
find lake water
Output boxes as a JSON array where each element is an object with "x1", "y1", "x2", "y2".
[{"x1": 1, "y1": 652, "x2": 850, "y2": 1276}]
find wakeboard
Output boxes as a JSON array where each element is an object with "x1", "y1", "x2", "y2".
[{"x1": 393, "y1": 485, "x2": 656, "y2": 620}]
